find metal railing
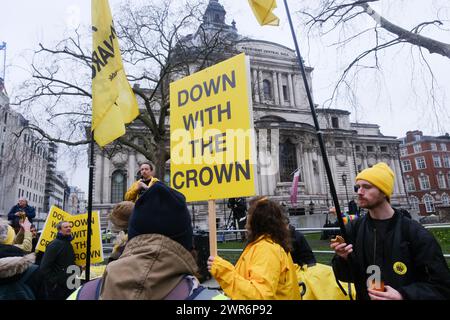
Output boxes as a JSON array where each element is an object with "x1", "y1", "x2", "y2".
[{"x1": 215, "y1": 224, "x2": 450, "y2": 259}]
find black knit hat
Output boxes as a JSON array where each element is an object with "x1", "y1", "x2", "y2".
[{"x1": 128, "y1": 181, "x2": 193, "y2": 251}]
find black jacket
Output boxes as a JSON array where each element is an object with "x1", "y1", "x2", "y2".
[
  {"x1": 332, "y1": 209, "x2": 450, "y2": 300},
  {"x1": 39, "y1": 233, "x2": 76, "y2": 287},
  {"x1": 289, "y1": 225, "x2": 316, "y2": 266},
  {"x1": 8, "y1": 205, "x2": 36, "y2": 227}
]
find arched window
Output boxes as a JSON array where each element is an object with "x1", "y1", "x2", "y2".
[
  {"x1": 423, "y1": 195, "x2": 435, "y2": 213},
  {"x1": 409, "y1": 196, "x2": 419, "y2": 212},
  {"x1": 442, "y1": 193, "x2": 450, "y2": 206},
  {"x1": 279, "y1": 140, "x2": 298, "y2": 182},
  {"x1": 263, "y1": 79, "x2": 272, "y2": 100},
  {"x1": 111, "y1": 170, "x2": 126, "y2": 203}
]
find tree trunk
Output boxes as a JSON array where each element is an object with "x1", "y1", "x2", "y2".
[{"x1": 152, "y1": 140, "x2": 169, "y2": 181}]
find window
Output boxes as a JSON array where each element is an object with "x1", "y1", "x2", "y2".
[
  {"x1": 410, "y1": 196, "x2": 419, "y2": 212},
  {"x1": 335, "y1": 141, "x2": 343, "y2": 148},
  {"x1": 3, "y1": 112, "x2": 7, "y2": 124},
  {"x1": 419, "y1": 175, "x2": 430, "y2": 190},
  {"x1": 441, "y1": 143, "x2": 448, "y2": 151},
  {"x1": 423, "y1": 195, "x2": 435, "y2": 213},
  {"x1": 111, "y1": 170, "x2": 126, "y2": 203},
  {"x1": 402, "y1": 160, "x2": 412, "y2": 172},
  {"x1": 406, "y1": 177, "x2": 416, "y2": 192},
  {"x1": 331, "y1": 117, "x2": 339, "y2": 129},
  {"x1": 355, "y1": 145, "x2": 361, "y2": 152},
  {"x1": 400, "y1": 148, "x2": 408, "y2": 157},
  {"x1": 430, "y1": 143, "x2": 437, "y2": 151},
  {"x1": 282, "y1": 85, "x2": 288, "y2": 101},
  {"x1": 263, "y1": 79, "x2": 272, "y2": 100},
  {"x1": 380, "y1": 146, "x2": 388, "y2": 153},
  {"x1": 442, "y1": 194, "x2": 450, "y2": 206},
  {"x1": 443, "y1": 155, "x2": 450, "y2": 168},
  {"x1": 279, "y1": 140, "x2": 298, "y2": 182},
  {"x1": 433, "y1": 155, "x2": 442, "y2": 168},
  {"x1": 437, "y1": 174, "x2": 446, "y2": 189},
  {"x1": 415, "y1": 157, "x2": 426, "y2": 169},
  {"x1": 448, "y1": 173, "x2": 450, "y2": 187},
  {"x1": 413, "y1": 144, "x2": 422, "y2": 153},
  {"x1": 414, "y1": 135, "x2": 421, "y2": 142},
  {"x1": 366, "y1": 146, "x2": 374, "y2": 152}
]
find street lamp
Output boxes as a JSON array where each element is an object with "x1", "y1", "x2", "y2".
[{"x1": 341, "y1": 173, "x2": 350, "y2": 208}]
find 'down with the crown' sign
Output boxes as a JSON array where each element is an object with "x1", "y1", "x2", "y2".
[
  {"x1": 170, "y1": 53, "x2": 256, "y2": 202},
  {"x1": 36, "y1": 206, "x2": 103, "y2": 266}
]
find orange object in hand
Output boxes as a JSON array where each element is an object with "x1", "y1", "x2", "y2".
[{"x1": 369, "y1": 280, "x2": 385, "y2": 292}]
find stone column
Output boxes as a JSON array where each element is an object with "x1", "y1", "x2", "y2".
[
  {"x1": 272, "y1": 71, "x2": 280, "y2": 105},
  {"x1": 258, "y1": 70, "x2": 264, "y2": 103},
  {"x1": 288, "y1": 73, "x2": 295, "y2": 107},
  {"x1": 277, "y1": 72, "x2": 284, "y2": 106},
  {"x1": 318, "y1": 154, "x2": 327, "y2": 194},
  {"x1": 253, "y1": 69, "x2": 260, "y2": 103},
  {"x1": 303, "y1": 151, "x2": 313, "y2": 194},
  {"x1": 128, "y1": 152, "x2": 136, "y2": 188},
  {"x1": 103, "y1": 157, "x2": 111, "y2": 204},
  {"x1": 258, "y1": 130, "x2": 269, "y2": 195},
  {"x1": 395, "y1": 158, "x2": 406, "y2": 194},
  {"x1": 268, "y1": 130, "x2": 279, "y2": 195},
  {"x1": 293, "y1": 74, "x2": 301, "y2": 108}
]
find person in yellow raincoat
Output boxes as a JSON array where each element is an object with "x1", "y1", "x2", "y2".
[
  {"x1": 207, "y1": 197, "x2": 300, "y2": 300},
  {"x1": 124, "y1": 162, "x2": 158, "y2": 202}
]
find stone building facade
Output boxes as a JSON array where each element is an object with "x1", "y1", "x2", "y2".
[
  {"x1": 0, "y1": 86, "x2": 49, "y2": 217},
  {"x1": 399, "y1": 130, "x2": 450, "y2": 216},
  {"x1": 91, "y1": 0, "x2": 408, "y2": 229}
]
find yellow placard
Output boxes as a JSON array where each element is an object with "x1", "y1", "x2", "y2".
[
  {"x1": 36, "y1": 206, "x2": 103, "y2": 266},
  {"x1": 170, "y1": 53, "x2": 256, "y2": 202}
]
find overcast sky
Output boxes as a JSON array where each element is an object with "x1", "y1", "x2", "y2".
[{"x1": 0, "y1": 0, "x2": 449, "y2": 193}]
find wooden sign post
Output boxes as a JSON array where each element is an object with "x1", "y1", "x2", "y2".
[{"x1": 208, "y1": 200, "x2": 217, "y2": 256}]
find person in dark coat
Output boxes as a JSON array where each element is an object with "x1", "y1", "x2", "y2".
[
  {"x1": 8, "y1": 198, "x2": 36, "y2": 233},
  {"x1": 289, "y1": 225, "x2": 316, "y2": 266},
  {"x1": 331, "y1": 162, "x2": 450, "y2": 300},
  {"x1": 39, "y1": 221, "x2": 78, "y2": 300}
]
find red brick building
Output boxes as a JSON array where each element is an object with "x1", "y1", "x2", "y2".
[{"x1": 399, "y1": 130, "x2": 450, "y2": 216}]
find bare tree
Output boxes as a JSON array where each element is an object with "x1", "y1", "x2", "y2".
[
  {"x1": 14, "y1": 0, "x2": 238, "y2": 178},
  {"x1": 297, "y1": 0, "x2": 450, "y2": 128}
]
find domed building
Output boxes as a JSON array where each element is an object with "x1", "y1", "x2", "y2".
[{"x1": 92, "y1": 0, "x2": 408, "y2": 230}]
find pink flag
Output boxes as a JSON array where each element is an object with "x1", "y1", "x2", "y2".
[{"x1": 290, "y1": 170, "x2": 300, "y2": 206}]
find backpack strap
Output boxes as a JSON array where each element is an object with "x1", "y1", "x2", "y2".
[{"x1": 76, "y1": 278, "x2": 103, "y2": 300}]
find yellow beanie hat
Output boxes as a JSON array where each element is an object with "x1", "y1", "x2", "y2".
[
  {"x1": 0, "y1": 222, "x2": 16, "y2": 245},
  {"x1": 356, "y1": 162, "x2": 395, "y2": 198}
]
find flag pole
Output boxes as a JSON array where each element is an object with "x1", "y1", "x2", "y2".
[
  {"x1": 85, "y1": 132, "x2": 94, "y2": 281},
  {"x1": 283, "y1": 0, "x2": 348, "y2": 242}
]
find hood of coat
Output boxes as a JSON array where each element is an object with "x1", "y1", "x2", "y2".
[
  {"x1": 100, "y1": 233, "x2": 198, "y2": 300},
  {"x1": 0, "y1": 252, "x2": 35, "y2": 279}
]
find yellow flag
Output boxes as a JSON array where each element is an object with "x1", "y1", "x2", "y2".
[
  {"x1": 248, "y1": 0, "x2": 280, "y2": 26},
  {"x1": 91, "y1": 0, "x2": 139, "y2": 147}
]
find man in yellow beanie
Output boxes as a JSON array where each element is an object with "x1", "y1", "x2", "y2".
[{"x1": 331, "y1": 162, "x2": 450, "y2": 300}]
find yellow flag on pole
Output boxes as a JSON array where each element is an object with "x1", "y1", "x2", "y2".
[
  {"x1": 91, "y1": 0, "x2": 139, "y2": 147},
  {"x1": 248, "y1": 0, "x2": 280, "y2": 26}
]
